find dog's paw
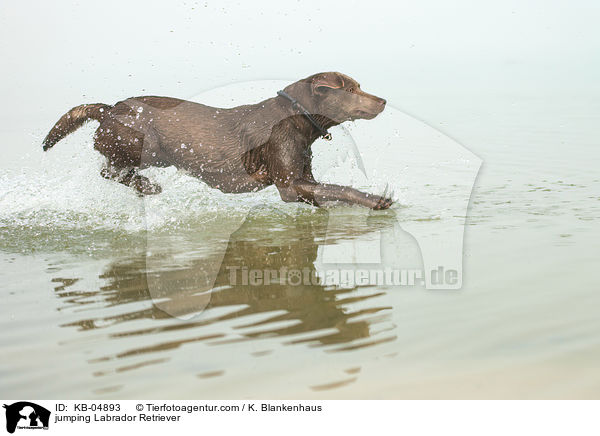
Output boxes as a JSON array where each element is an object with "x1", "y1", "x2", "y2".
[
  {"x1": 132, "y1": 176, "x2": 162, "y2": 195},
  {"x1": 139, "y1": 183, "x2": 162, "y2": 195},
  {"x1": 372, "y1": 195, "x2": 393, "y2": 210},
  {"x1": 370, "y1": 185, "x2": 394, "y2": 210}
]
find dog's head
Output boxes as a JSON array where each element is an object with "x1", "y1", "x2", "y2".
[{"x1": 283, "y1": 72, "x2": 386, "y2": 123}]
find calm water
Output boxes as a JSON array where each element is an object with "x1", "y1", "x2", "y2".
[{"x1": 1, "y1": 95, "x2": 599, "y2": 399}]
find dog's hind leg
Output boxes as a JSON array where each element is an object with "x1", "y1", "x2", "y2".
[
  {"x1": 94, "y1": 118, "x2": 162, "y2": 195},
  {"x1": 100, "y1": 165, "x2": 162, "y2": 195}
]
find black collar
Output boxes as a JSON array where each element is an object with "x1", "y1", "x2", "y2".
[{"x1": 277, "y1": 90, "x2": 332, "y2": 141}]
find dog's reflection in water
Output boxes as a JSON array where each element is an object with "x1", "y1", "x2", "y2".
[{"x1": 60, "y1": 209, "x2": 397, "y2": 355}]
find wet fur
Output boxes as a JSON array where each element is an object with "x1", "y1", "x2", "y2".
[{"x1": 42, "y1": 72, "x2": 392, "y2": 209}]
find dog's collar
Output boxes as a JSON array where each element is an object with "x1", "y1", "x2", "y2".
[{"x1": 277, "y1": 90, "x2": 332, "y2": 141}]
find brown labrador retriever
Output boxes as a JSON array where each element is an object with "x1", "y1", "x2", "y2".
[{"x1": 42, "y1": 72, "x2": 392, "y2": 209}]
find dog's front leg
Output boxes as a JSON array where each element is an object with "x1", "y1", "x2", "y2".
[
  {"x1": 278, "y1": 179, "x2": 393, "y2": 209},
  {"x1": 269, "y1": 142, "x2": 392, "y2": 209}
]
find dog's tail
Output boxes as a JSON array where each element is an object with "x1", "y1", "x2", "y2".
[{"x1": 42, "y1": 103, "x2": 112, "y2": 151}]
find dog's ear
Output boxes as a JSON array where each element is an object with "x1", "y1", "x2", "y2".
[{"x1": 311, "y1": 72, "x2": 345, "y2": 95}]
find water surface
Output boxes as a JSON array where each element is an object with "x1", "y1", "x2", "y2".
[{"x1": 1, "y1": 95, "x2": 599, "y2": 399}]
